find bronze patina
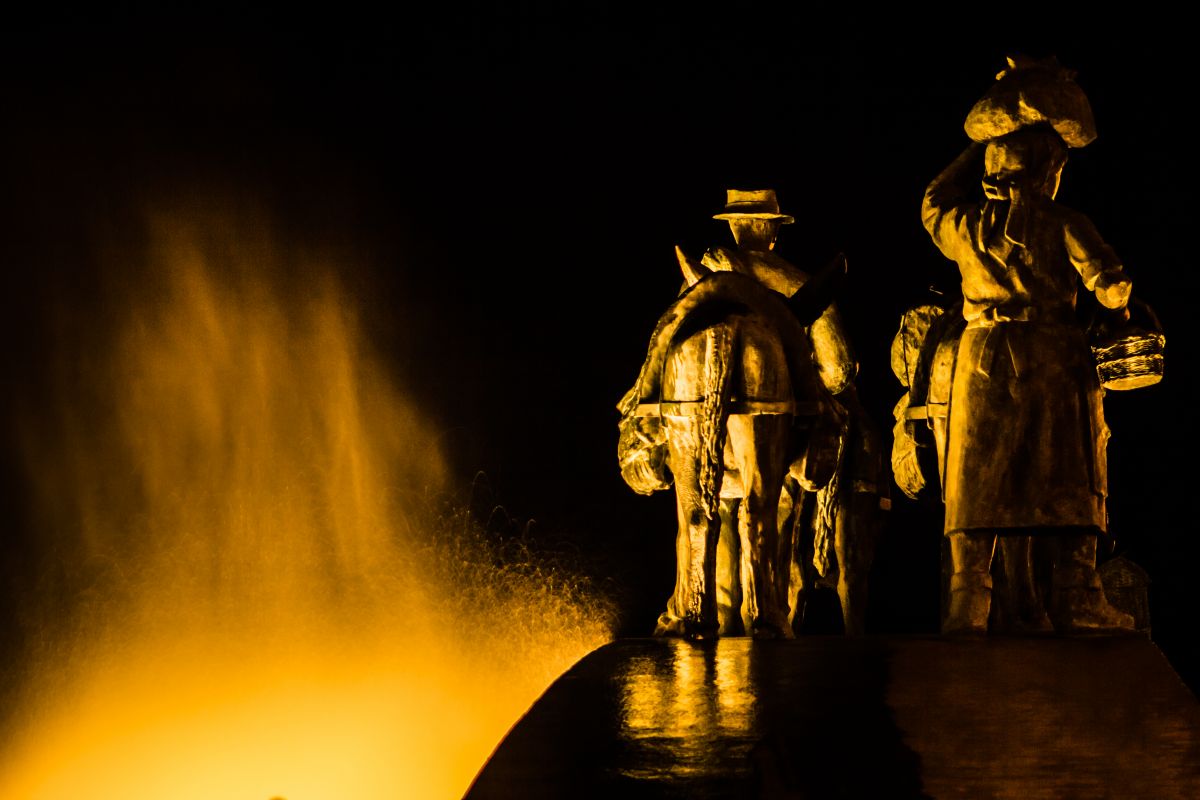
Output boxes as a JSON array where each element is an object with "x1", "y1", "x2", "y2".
[
  {"x1": 619, "y1": 190, "x2": 885, "y2": 638},
  {"x1": 915, "y1": 56, "x2": 1156, "y2": 635}
]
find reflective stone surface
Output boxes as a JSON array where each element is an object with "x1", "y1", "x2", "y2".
[{"x1": 466, "y1": 637, "x2": 1200, "y2": 799}]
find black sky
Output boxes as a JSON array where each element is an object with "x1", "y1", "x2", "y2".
[{"x1": 2, "y1": 13, "x2": 1197, "y2": 688}]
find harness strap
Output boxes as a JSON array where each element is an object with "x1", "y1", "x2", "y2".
[
  {"x1": 635, "y1": 400, "x2": 820, "y2": 417},
  {"x1": 904, "y1": 403, "x2": 948, "y2": 421}
]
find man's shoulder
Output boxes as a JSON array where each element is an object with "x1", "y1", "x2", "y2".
[
  {"x1": 698, "y1": 246, "x2": 811, "y2": 296},
  {"x1": 753, "y1": 250, "x2": 809, "y2": 279},
  {"x1": 699, "y1": 245, "x2": 744, "y2": 273}
]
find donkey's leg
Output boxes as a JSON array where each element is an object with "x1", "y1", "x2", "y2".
[
  {"x1": 779, "y1": 478, "x2": 812, "y2": 634},
  {"x1": 716, "y1": 497, "x2": 745, "y2": 636},
  {"x1": 655, "y1": 414, "x2": 722, "y2": 639},
  {"x1": 728, "y1": 413, "x2": 794, "y2": 639},
  {"x1": 835, "y1": 491, "x2": 883, "y2": 636}
]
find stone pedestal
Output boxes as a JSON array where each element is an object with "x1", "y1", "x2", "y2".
[{"x1": 466, "y1": 636, "x2": 1200, "y2": 799}]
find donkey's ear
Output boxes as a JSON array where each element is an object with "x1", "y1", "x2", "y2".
[
  {"x1": 676, "y1": 245, "x2": 711, "y2": 287},
  {"x1": 787, "y1": 253, "x2": 847, "y2": 326}
]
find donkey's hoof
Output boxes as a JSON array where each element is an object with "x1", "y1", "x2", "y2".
[{"x1": 654, "y1": 612, "x2": 717, "y2": 641}]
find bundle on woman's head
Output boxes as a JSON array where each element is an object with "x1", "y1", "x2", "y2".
[{"x1": 965, "y1": 54, "x2": 1096, "y2": 149}]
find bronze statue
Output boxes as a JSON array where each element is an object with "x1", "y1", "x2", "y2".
[
  {"x1": 696, "y1": 194, "x2": 887, "y2": 637},
  {"x1": 915, "y1": 56, "x2": 1161, "y2": 635},
  {"x1": 618, "y1": 190, "x2": 885, "y2": 638},
  {"x1": 892, "y1": 301, "x2": 1054, "y2": 633}
]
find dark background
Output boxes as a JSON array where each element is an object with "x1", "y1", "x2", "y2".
[{"x1": 1, "y1": 12, "x2": 1196, "y2": 690}]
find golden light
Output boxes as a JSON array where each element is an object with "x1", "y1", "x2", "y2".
[
  {"x1": 0, "y1": 206, "x2": 612, "y2": 799},
  {"x1": 618, "y1": 640, "x2": 756, "y2": 782}
]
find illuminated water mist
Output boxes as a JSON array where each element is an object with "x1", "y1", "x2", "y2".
[{"x1": 0, "y1": 209, "x2": 613, "y2": 799}]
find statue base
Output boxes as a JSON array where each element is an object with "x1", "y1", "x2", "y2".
[{"x1": 467, "y1": 636, "x2": 1200, "y2": 798}]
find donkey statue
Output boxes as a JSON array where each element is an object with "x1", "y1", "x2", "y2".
[{"x1": 618, "y1": 250, "x2": 850, "y2": 639}]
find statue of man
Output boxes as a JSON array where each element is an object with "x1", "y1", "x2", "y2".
[
  {"x1": 694, "y1": 191, "x2": 884, "y2": 636},
  {"x1": 697, "y1": 191, "x2": 856, "y2": 398},
  {"x1": 921, "y1": 57, "x2": 1135, "y2": 634}
]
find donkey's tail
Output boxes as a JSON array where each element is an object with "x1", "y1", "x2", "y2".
[{"x1": 698, "y1": 322, "x2": 737, "y2": 518}]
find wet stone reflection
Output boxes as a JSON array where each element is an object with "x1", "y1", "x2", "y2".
[
  {"x1": 618, "y1": 639, "x2": 756, "y2": 783},
  {"x1": 468, "y1": 637, "x2": 1200, "y2": 798},
  {"x1": 466, "y1": 637, "x2": 928, "y2": 799}
]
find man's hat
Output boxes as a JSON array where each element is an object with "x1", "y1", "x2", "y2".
[{"x1": 713, "y1": 188, "x2": 794, "y2": 224}]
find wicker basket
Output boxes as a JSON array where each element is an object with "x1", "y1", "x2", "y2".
[{"x1": 1092, "y1": 331, "x2": 1165, "y2": 390}]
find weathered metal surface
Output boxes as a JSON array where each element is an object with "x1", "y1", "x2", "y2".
[
  {"x1": 617, "y1": 189, "x2": 883, "y2": 640},
  {"x1": 903, "y1": 56, "x2": 1158, "y2": 636}
]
